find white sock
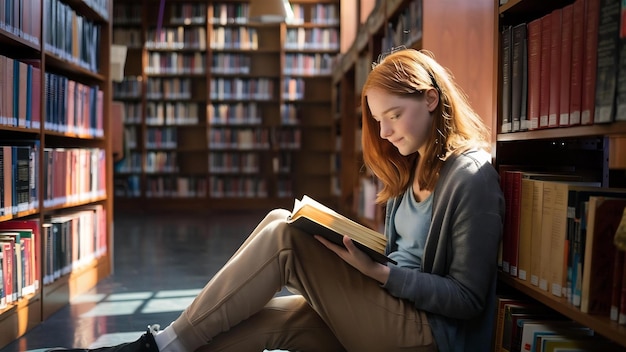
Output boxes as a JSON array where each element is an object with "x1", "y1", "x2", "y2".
[{"x1": 153, "y1": 324, "x2": 188, "y2": 352}]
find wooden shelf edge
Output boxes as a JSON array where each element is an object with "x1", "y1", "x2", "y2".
[
  {"x1": 497, "y1": 121, "x2": 626, "y2": 142},
  {"x1": 498, "y1": 272, "x2": 626, "y2": 347}
]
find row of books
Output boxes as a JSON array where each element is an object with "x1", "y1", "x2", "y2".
[
  {"x1": 112, "y1": 29, "x2": 142, "y2": 48},
  {"x1": 145, "y1": 176, "x2": 207, "y2": 198},
  {"x1": 44, "y1": 0, "x2": 103, "y2": 73},
  {"x1": 380, "y1": 0, "x2": 423, "y2": 54},
  {"x1": 144, "y1": 151, "x2": 178, "y2": 173},
  {"x1": 209, "y1": 152, "x2": 261, "y2": 174},
  {"x1": 146, "y1": 52, "x2": 206, "y2": 75},
  {"x1": 500, "y1": 169, "x2": 626, "y2": 323},
  {"x1": 146, "y1": 27, "x2": 207, "y2": 50},
  {"x1": 145, "y1": 103, "x2": 199, "y2": 126},
  {"x1": 210, "y1": 27, "x2": 259, "y2": 51},
  {"x1": 42, "y1": 148, "x2": 107, "y2": 209},
  {"x1": 1, "y1": 143, "x2": 39, "y2": 217},
  {"x1": 207, "y1": 128, "x2": 271, "y2": 150},
  {"x1": 210, "y1": 78, "x2": 275, "y2": 101},
  {"x1": 500, "y1": 0, "x2": 626, "y2": 133},
  {"x1": 112, "y1": 76, "x2": 142, "y2": 99},
  {"x1": 45, "y1": 72, "x2": 104, "y2": 137},
  {"x1": 146, "y1": 78, "x2": 193, "y2": 100},
  {"x1": 112, "y1": 3, "x2": 142, "y2": 25},
  {"x1": 210, "y1": 3, "x2": 340, "y2": 26},
  {"x1": 0, "y1": 204, "x2": 107, "y2": 308},
  {"x1": 209, "y1": 175, "x2": 268, "y2": 198},
  {"x1": 284, "y1": 28, "x2": 340, "y2": 51},
  {"x1": 283, "y1": 53, "x2": 334, "y2": 76},
  {"x1": 0, "y1": 0, "x2": 41, "y2": 46},
  {"x1": 0, "y1": 57, "x2": 41, "y2": 129},
  {"x1": 493, "y1": 295, "x2": 623, "y2": 352},
  {"x1": 211, "y1": 53, "x2": 252, "y2": 75},
  {"x1": 115, "y1": 174, "x2": 298, "y2": 199},
  {"x1": 145, "y1": 127, "x2": 177, "y2": 150},
  {"x1": 208, "y1": 103, "x2": 263, "y2": 125},
  {"x1": 0, "y1": 218, "x2": 39, "y2": 307}
]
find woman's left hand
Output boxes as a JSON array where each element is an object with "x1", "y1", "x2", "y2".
[{"x1": 314, "y1": 235, "x2": 390, "y2": 284}]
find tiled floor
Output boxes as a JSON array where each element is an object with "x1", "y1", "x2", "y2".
[{"x1": 0, "y1": 209, "x2": 277, "y2": 352}]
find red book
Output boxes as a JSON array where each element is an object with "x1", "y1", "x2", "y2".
[
  {"x1": 505, "y1": 171, "x2": 523, "y2": 277},
  {"x1": 527, "y1": 18, "x2": 542, "y2": 130},
  {"x1": 539, "y1": 13, "x2": 552, "y2": 129},
  {"x1": 548, "y1": 9, "x2": 562, "y2": 128},
  {"x1": 581, "y1": 0, "x2": 600, "y2": 125},
  {"x1": 569, "y1": 0, "x2": 585, "y2": 126},
  {"x1": 559, "y1": 4, "x2": 574, "y2": 127}
]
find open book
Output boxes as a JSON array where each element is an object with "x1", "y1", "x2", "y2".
[{"x1": 287, "y1": 195, "x2": 396, "y2": 265}]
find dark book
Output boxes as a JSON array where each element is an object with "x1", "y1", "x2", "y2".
[
  {"x1": 581, "y1": 196, "x2": 626, "y2": 314},
  {"x1": 287, "y1": 195, "x2": 396, "y2": 265},
  {"x1": 593, "y1": 0, "x2": 620, "y2": 123},
  {"x1": 615, "y1": 0, "x2": 626, "y2": 121},
  {"x1": 501, "y1": 25, "x2": 513, "y2": 133},
  {"x1": 511, "y1": 23, "x2": 526, "y2": 132}
]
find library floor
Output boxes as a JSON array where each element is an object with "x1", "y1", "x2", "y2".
[{"x1": 0, "y1": 209, "x2": 291, "y2": 352}]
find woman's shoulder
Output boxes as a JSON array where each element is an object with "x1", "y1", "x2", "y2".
[{"x1": 445, "y1": 149, "x2": 493, "y2": 173}]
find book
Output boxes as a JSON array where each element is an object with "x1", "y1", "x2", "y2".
[
  {"x1": 616, "y1": 0, "x2": 626, "y2": 121},
  {"x1": 581, "y1": 0, "x2": 600, "y2": 125},
  {"x1": 568, "y1": 0, "x2": 585, "y2": 126},
  {"x1": 520, "y1": 320, "x2": 592, "y2": 352},
  {"x1": 511, "y1": 23, "x2": 527, "y2": 132},
  {"x1": 559, "y1": 4, "x2": 573, "y2": 127},
  {"x1": 538, "y1": 12, "x2": 552, "y2": 129},
  {"x1": 287, "y1": 195, "x2": 396, "y2": 265},
  {"x1": 593, "y1": 0, "x2": 620, "y2": 124},
  {"x1": 610, "y1": 248, "x2": 624, "y2": 321},
  {"x1": 580, "y1": 196, "x2": 626, "y2": 314},
  {"x1": 501, "y1": 25, "x2": 513, "y2": 133},
  {"x1": 548, "y1": 8, "x2": 562, "y2": 128},
  {"x1": 527, "y1": 18, "x2": 542, "y2": 130}
]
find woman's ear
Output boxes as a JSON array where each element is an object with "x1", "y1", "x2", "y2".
[{"x1": 426, "y1": 88, "x2": 439, "y2": 112}]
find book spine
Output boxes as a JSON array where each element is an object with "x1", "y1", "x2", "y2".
[
  {"x1": 593, "y1": 0, "x2": 620, "y2": 124},
  {"x1": 548, "y1": 8, "x2": 562, "y2": 128},
  {"x1": 559, "y1": 4, "x2": 573, "y2": 127},
  {"x1": 581, "y1": 0, "x2": 600, "y2": 125},
  {"x1": 501, "y1": 26, "x2": 512, "y2": 133},
  {"x1": 538, "y1": 13, "x2": 552, "y2": 129},
  {"x1": 527, "y1": 19, "x2": 542, "y2": 130}
]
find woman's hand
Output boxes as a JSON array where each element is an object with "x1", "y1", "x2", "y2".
[{"x1": 314, "y1": 235, "x2": 390, "y2": 285}]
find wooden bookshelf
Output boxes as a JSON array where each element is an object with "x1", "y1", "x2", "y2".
[
  {"x1": 0, "y1": 0, "x2": 113, "y2": 348},
  {"x1": 112, "y1": 0, "x2": 340, "y2": 212},
  {"x1": 495, "y1": 0, "x2": 626, "y2": 348}
]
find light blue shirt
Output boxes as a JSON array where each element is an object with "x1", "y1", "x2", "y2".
[{"x1": 388, "y1": 186, "x2": 432, "y2": 269}]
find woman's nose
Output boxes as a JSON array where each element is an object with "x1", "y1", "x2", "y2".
[{"x1": 379, "y1": 120, "x2": 392, "y2": 139}]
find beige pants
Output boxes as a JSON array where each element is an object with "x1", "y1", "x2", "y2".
[{"x1": 171, "y1": 209, "x2": 436, "y2": 352}]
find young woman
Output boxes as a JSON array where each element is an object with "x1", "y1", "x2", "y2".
[{"x1": 53, "y1": 48, "x2": 504, "y2": 352}]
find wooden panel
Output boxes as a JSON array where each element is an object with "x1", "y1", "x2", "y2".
[
  {"x1": 610, "y1": 135, "x2": 626, "y2": 169},
  {"x1": 422, "y1": 0, "x2": 497, "y2": 132}
]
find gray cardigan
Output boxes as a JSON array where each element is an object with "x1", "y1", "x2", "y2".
[{"x1": 382, "y1": 149, "x2": 505, "y2": 352}]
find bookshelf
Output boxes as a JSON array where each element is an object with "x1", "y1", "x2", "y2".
[
  {"x1": 495, "y1": 0, "x2": 626, "y2": 348},
  {"x1": 0, "y1": 0, "x2": 113, "y2": 348},
  {"x1": 331, "y1": 0, "x2": 496, "y2": 224},
  {"x1": 112, "y1": 0, "x2": 340, "y2": 212}
]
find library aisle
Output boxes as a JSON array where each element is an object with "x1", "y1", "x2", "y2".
[{"x1": 0, "y1": 209, "x2": 283, "y2": 352}]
